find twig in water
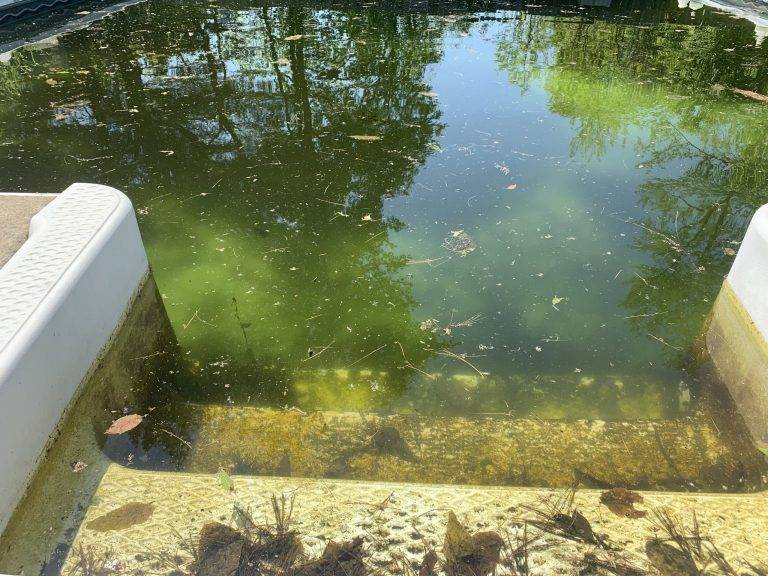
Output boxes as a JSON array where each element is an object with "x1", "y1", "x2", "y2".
[
  {"x1": 435, "y1": 348, "x2": 487, "y2": 378},
  {"x1": 344, "y1": 344, "x2": 387, "y2": 369},
  {"x1": 633, "y1": 271, "x2": 657, "y2": 289},
  {"x1": 623, "y1": 219, "x2": 683, "y2": 253},
  {"x1": 183, "y1": 308, "x2": 217, "y2": 329},
  {"x1": 647, "y1": 333, "x2": 682, "y2": 351},
  {"x1": 158, "y1": 428, "x2": 192, "y2": 449},
  {"x1": 302, "y1": 339, "x2": 336, "y2": 362},
  {"x1": 395, "y1": 341, "x2": 435, "y2": 379}
]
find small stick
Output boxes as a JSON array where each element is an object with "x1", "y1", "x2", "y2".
[
  {"x1": 436, "y1": 349, "x2": 486, "y2": 378},
  {"x1": 344, "y1": 344, "x2": 387, "y2": 369},
  {"x1": 302, "y1": 339, "x2": 335, "y2": 362},
  {"x1": 395, "y1": 341, "x2": 436, "y2": 380},
  {"x1": 158, "y1": 428, "x2": 192, "y2": 449},
  {"x1": 648, "y1": 333, "x2": 682, "y2": 351}
]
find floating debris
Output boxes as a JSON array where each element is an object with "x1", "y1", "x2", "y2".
[
  {"x1": 731, "y1": 87, "x2": 768, "y2": 103},
  {"x1": 104, "y1": 413, "x2": 142, "y2": 435},
  {"x1": 442, "y1": 231, "x2": 476, "y2": 257},
  {"x1": 349, "y1": 135, "x2": 381, "y2": 142}
]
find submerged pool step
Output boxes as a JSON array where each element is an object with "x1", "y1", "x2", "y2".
[
  {"x1": 184, "y1": 404, "x2": 766, "y2": 492},
  {"x1": 59, "y1": 464, "x2": 768, "y2": 576}
]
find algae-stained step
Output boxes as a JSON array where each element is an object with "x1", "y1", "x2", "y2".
[
  {"x1": 185, "y1": 404, "x2": 766, "y2": 491},
  {"x1": 61, "y1": 464, "x2": 768, "y2": 575}
]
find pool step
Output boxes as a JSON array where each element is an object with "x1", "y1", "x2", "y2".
[
  {"x1": 288, "y1": 368, "x2": 691, "y2": 420},
  {"x1": 61, "y1": 465, "x2": 768, "y2": 576},
  {"x1": 185, "y1": 404, "x2": 767, "y2": 492}
]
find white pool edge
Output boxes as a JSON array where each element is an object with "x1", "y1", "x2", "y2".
[
  {"x1": 727, "y1": 204, "x2": 768, "y2": 338},
  {"x1": 0, "y1": 183, "x2": 149, "y2": 534}
]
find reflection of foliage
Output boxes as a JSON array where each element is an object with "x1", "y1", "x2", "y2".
[
  {"x1": 0, "y1": 50, "x2": 34, "y2": 100},
  {"x1": 495, "y1": 9, "x2": 768, "y2": 368},
  {"x1": 0, "y1": 1, "x2": 451, "y2": 407},
  {"x1": 623, "y1": 110, "x2": 768, "y2": 360}
]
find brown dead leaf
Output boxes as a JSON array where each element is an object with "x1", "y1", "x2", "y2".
[
  {"x1": 45, "y1": 78, "x2": 58, "y2": 86},
  {"x1": 419, "y1": 91, "x2": 438, "y2": 98},
  {"x1": 506, "y1": 184, "x2": 518, "y2": 190},
  {"x1": 284, "y1": 34, "x2": 304, "y2": 41},
  {"x1": 349, "y1": 135, "x2": 381, "y2": 142},
  {"x1": 443, "y1": 512, "x2": 502, "y2": 576},
  {"x1": 600, "y1": 488, "x2": 646, "y2": 519},
  {"x1": 273, "y1": 58, "x2": 291, "y2": 66},
  {"x1": 731, "y1": 87, "x2": 768, "y2": 103},
  {"x1": 105, "y1": 413, "x2": 143, "y2": 435}
]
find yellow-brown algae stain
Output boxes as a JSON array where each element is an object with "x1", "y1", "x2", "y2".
[{"x1": 86, "y1": 502, "x2": 155, "y2": 532}]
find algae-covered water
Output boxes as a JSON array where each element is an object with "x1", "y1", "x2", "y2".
[
  {"x1": 2, "y1": 0, "x2": 768, "y2": 503},
  {"x1": 4, "y1": 1, "x2": 768, "y2": 572}
]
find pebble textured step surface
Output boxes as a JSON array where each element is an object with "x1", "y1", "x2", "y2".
[{"x1": 62, "y1": 464, "x2": 768, "y2": 574}]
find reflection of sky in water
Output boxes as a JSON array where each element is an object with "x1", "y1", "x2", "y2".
[{"x1": 387, "y1": 24, "x2": 678, "y2": 381}]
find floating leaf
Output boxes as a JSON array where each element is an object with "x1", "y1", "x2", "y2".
[
  {"x1": 731, "y1": 87, "x2": 768, "y2": 103},
  {"x1": 45, "y1": 78, "x2": 58, "y2": 86},
  {"x1": 86, "y1": 502, "x2": 154, "y2": 532},
  {"x1": 105, "y1": 414, "x2": 143, "y2": 435},
  {"x1": 506, "y1": 183, "x2": 518, "y2": 190},
  {"x1": 217, "y1": 468, "x2": 234, "y2": 492},
  {"x1": 349, "y1": 135, "x2": 381, "y2": 141},
  {"x1": 361, "y1": 214, "x2": 372, "y2": 221},
  {"x1": 551, "y1": 296, "x2": 564, "y2": 310}
]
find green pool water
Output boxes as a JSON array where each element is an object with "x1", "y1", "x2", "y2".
[{"x1": 1, "y1": 0, "x2": 768, "y2": 492}]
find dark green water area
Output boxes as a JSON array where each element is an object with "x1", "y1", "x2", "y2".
[{"x1": 1, "y1": 0, "x2": 768, "y2": 491}]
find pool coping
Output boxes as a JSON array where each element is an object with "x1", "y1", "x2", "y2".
[{"x1": 0, "y1": 184, "x2": 149, "y2": 535}]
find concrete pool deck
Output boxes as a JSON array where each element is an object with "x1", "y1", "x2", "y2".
[{"x1": 0, "y1": 193, "x2": 53, "y2": 268}]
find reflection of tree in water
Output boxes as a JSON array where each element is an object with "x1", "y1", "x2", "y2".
[
  {"x1": 0, "y1": 1, "x2": 452, "y2": 407},
  {"x1": 495, "y1": 11, "x2": 768, "y2": 367}
]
